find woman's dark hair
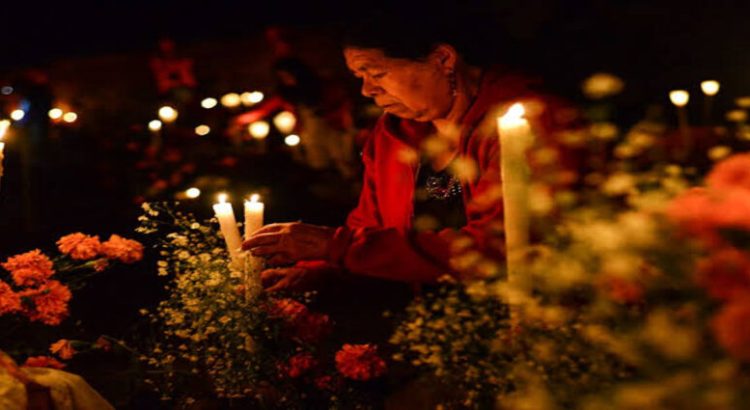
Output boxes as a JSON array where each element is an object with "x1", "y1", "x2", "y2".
[{"x1": 341, "y1": 9, "x2": 513, "y2": 67}]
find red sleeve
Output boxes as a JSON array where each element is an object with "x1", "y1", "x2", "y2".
[
  {"x1": 344, "y1": 130, "x2": 382, "y2": 229},
  {"x1": 328, "y1": 130, "x2": 502, "y2": 283}
]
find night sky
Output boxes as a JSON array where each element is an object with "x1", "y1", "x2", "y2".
[{"x1": 3, "y1": 0, "x2": 749, "y2": 75}]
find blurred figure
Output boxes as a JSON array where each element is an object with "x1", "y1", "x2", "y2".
[
  {"x1": 149, "y1": 37, "x2": 197, "y2": 104},
  {"x1": 233, "y1": 27, "x2": 358, "y2": 179}
]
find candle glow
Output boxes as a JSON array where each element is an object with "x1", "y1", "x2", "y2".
[
  {"x1": 284, "y1": 134, "x2": 301, "y2": 146},
  {"x1": 48, "y1": 108, "x2": 63, "y2": 120},
  {"x1": 248, "y1": 121, "x2": 270, "y2": 139},
  {"x1": 195, "y1": 125, "x2": 211, "y2": 136},
  {"x1": 201, "y1": 97, "x2": 218, "y2": 109},
  {"x1": 701, "y1": 80, "x2": 720, "y2": 96},
  {"x1": 221, "y1": 93, "x2": 241, "y2": 108},
  {"x1": 148, "y1": 120, "x2": 163, "y2": 132},
  {"x1": 0, "y1": 120, "x2": 9, "y2": 139},
  {"x1": 273, "y1": 111, "x2": 296, "y2": 133},
  {"x1": 186, "y1": 187, "x2": 201, "y2": 198},
  {"x1": 63, "y1": 112, "x2": 78, "y2": 123},
  {"x1": 10, "y1": 110, "x2": 25, "y2": 121},
  {"x1": 670, "y1": 90, "x2": 690, "y2": 107},
  {"x1": 158, "y1": 106, "x2": 178, "y2": 123}
]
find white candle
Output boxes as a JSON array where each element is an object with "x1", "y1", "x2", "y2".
[
  {"x1": 498, "y1": 103, "x2": 535, "y2": 260},
  {"x1": 498, "y1": 103, "x2": 535, "y2": 325},
  {"x1": 243, "y1": 194, "x2": 265, "y2": 297},
  {"x1": 243, "y1": 194, "x2": 264, "y2": 239},
  {"x1": 213, "y1": 193, "x2": 243, "y2": 269},
  {"x1": 0, "y1": 142, "x2": 5, "y2": 186}
]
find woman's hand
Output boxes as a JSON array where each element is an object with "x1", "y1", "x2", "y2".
[{"x1": 242, "y1": 222, "x2": 336, "y2": 266}]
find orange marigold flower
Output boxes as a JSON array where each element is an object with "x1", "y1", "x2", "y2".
[
  {"x1": 667, "y1": 187, "x2": 750, "y2": 246},
  {"x1": 335, "y1": 344, "x2": 387, "y2": 381},
  {"x1": 712, "y1": 299, "x2": 750, "y2": 362},
  {"x1": 23, "y1": 356, "x2": 66, "y2": 369},
  {"x1": 49, "y1": 339, "x2": 76, "y2": 360},
  {"x1": 56, "y1": 233, "x2": 102, "y2": 260},
  {"x1": 697, "y1": 248, "x2": 750, "y2": 301},
  {"x1": 101, "y1": 234, "x2": 144, "y2": 263},
  {"x1": 0, "y1": 280, "x2": 21, "y2": 315},
  {"x1": 20, "y1": 280, "x2": 72, "y2": 325},
  {"x1": 707, "y1": 153, "x2": 750, "y2": 191},
  {"x1": 2, "y1": 249, "x2": 55, "y2": 287}
]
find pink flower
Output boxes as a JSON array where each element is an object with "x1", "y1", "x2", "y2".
[
  {"x1": 101, "y1": 234, "x2": 144, "y2": 263},
  {"x1": 56, "y1": 233, "x2": 102, "y2": 260},
  {"x1": 24, "y1": 356, "x2": 66, "y2": 369},
  {"x1": 2, "y1": 249, "x2": 55, "y2": 287},
  {"x1": 335, "y1": 344, "x2": 387, "y2": 381}
]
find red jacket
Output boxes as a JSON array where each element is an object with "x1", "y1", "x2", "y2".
[{"x1": 323, "y1": 69, "x2": 582, "y2": 283}]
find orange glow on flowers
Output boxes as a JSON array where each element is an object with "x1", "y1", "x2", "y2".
[
  {"x1": 712, "y1": 300, "x2": 750, "y2": 362},
  {"x1": 335, "y1": 344, "x2": 387, "y2": 381},
  {"x1": 667, "y1": 187, "x2": 750, "y2": 246},
  {"x1": 56, "y1": 232, "x2": 102, "y2": 260},
  {"x1": 0, "y1": 280, "x2": 21, "y2": 315},
  {"x1": 50, "y1": 339, "x2": 76, "y2": 360},
  {"x1": 101, "y1": 234, "x2": 144, "y2": 263},
  {"x1": 23, "y1": 356, "x2": 66, "y2": 369},
  {"x1": 2, "y1": 249, "x2": 55, "y2": 287},
  {"x1": 706, "y1": 153, "x2": 750, "y2": 192},
  {"x1": 19, "y1": 280, "x2": 72, "y2": 325}
]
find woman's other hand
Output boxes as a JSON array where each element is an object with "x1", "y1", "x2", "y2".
[{"x1": 242, "y1": 222, "x2": 335, "y2": 266}]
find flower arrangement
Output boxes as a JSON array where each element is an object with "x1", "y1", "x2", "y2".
[
  {"x1": 0, "y1": 232, "x2": 143, "y2": 367},
  {"x1": 135, "y1": 202, "x2": 388, "y2": 408},
  {"x1": 390, "y1": 75, "x2": 750, "y2": 409}
]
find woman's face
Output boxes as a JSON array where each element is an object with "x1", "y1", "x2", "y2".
[{"x1": 344, "y1": 47, "x2": 454, "y2": 122}]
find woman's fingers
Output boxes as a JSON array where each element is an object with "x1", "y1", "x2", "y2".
[
  {"x1": 242, "y1": 232, "x2": 281, "y2": 250},
  {"x1": 261, "y1": 269, "x2": 287, "y2": 287},
  {"x1": 267, "y1": 253, "x2": 292, "y2": 266}
]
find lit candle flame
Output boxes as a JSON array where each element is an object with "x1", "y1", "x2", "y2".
[
  {"x1": 504, "y1": 103, "x2": 526, "y2": 119},
  {"x1": 249, "y1": 193, "x2": 260, "y2": 203},
  {"x1": 701, "y1": 80, "x2": 720, "y2": 96},
  {"x1": 218, "y1": 193, "x2": 228, "y2": 204},
  {"x1": 670, "y1": 90, "x2": 690, "y2": 107}
]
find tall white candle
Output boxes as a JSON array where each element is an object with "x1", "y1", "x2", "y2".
[
  {"x1": 498, "y1": 103, "x2": 535, "y2": 326},
  {"x1": 243, "y1": 194, "x2": 264, "y2": 239},
  {"x1": 243, "y1": 193, "x2": 265, "y2": 296},
  {"x1": 213, "y1": 193, "x2": 243, "y2": 269},
  {"x1": 498, "y1": 103, "x2": 535, "y2": 280}
]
